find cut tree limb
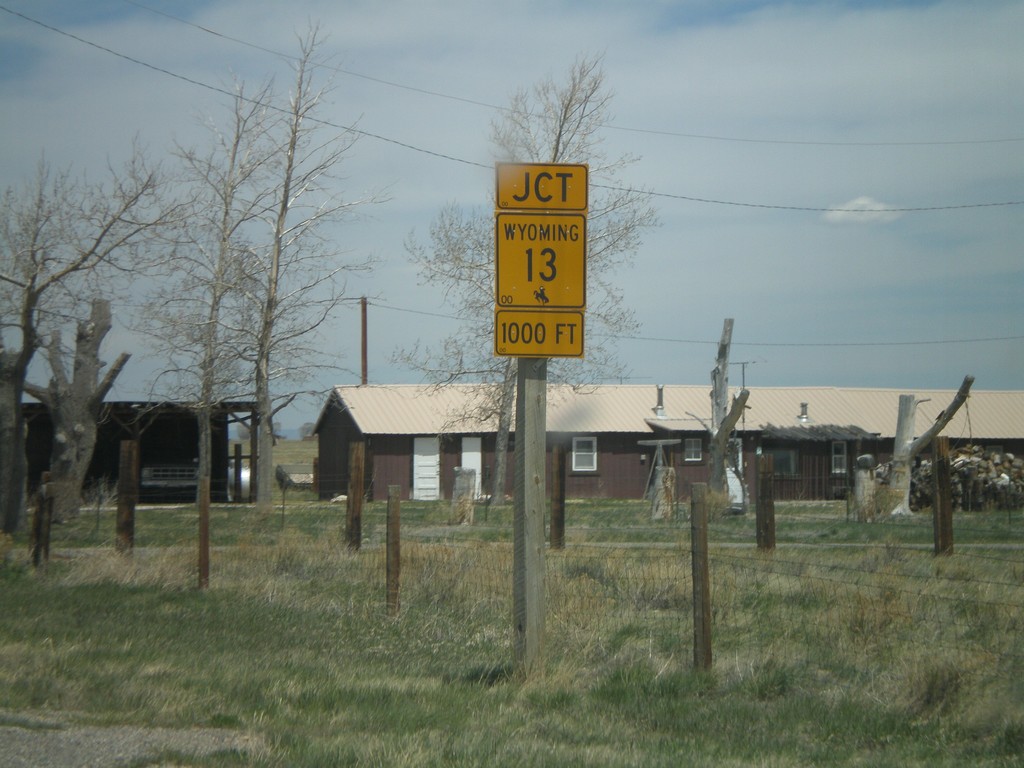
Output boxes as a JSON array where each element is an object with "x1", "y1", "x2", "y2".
[{"x1": 888, "y1": 374, "x2": 974, "y2": 516}]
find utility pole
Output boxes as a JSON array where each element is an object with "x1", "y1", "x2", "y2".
[{"x1": 360, "y1": 296, "x2": 368, "y2": 386}]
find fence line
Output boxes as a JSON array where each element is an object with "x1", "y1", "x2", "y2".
[{"x1": 337, "y1": 527, "x2": 1023, "y2": 679}]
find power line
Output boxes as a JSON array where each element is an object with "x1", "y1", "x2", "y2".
[
  {"x1": 370, "y1": 301, "x2": 1024, "y2": 349},
  {"x1": 593, "y1": 183, "x2": 1024, "y2": 213},
  {"x1": 120, "y1": 0, "x2": 508, "y2": 114},
  {"x1": 120, "y1": 0, "x2": 1024, "y2": 149},
  {"x1": 4, "y1": 4, "x2": 1023, "y2": 215},
  {"x1": 0, "y1": 4, "x2": 484, "y2": 169}
]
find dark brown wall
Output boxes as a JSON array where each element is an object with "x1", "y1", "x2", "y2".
[
  {"x1": 316, "y1": 395, "x2": 354, "y2": 499},
  {"x1": 318, "y1": 414, "x2": 1024, "y2": 504},
  {"x1": 24, "y1": 403, "x2": 233, "y2": 502}
]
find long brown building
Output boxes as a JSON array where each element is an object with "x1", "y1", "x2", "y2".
[{"x1": 314, "y1": 384, "x2": 1024, "y2": 505}]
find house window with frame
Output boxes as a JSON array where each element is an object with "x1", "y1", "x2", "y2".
[
  {"x1": 831, "y1": 441, "x2": 848, "y2": 475},
  {"x1": 572, "y1": 436, "x2": 597, "y2": 472},
  {"x1": 684, "y1": 438, "x2": 702, "y2": 462},
  {"x1": 768, "y1": 449, "x2": 798, "y2": 477}
]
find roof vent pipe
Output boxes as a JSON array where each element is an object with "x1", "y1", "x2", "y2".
[
  {"x1": 652, "y1": 385, "x2": 666, "y2": 419},
  {"x1": 798, "y1": 402, "x2": 810, "y2": 423}
]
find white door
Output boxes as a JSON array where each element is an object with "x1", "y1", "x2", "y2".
[
  {"x1": 413, "y1": 436, "x2": 440, "y2": 500},
  {"x1": 461, "y1": 436, "x2": 483, "y2": 498},
  {"x1": 727, "y1": 437, "x2": 746, "y2": 510}
]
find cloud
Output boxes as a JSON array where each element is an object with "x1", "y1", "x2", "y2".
[{"x1": 823, "y1": 196, "x2": 903, "y2": 224}]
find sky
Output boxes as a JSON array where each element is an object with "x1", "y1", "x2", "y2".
[{"x1": 2, "y1": 0, "x2": 1022, "y2": 431}]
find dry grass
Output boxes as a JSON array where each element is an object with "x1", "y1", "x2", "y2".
[{"x1": 3, "y1": 501, "x2": 1023, "y2": 766}]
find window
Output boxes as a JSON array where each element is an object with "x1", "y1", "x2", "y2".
[
  {"x1": 768, "y1": 449, "x2": 798, "y2": 477},
  {"x1": 684, "y1": 438, "x2": 702, "y2": 462},
  {"x1": 572, "y1": 436, "x2": 597, "y2": 472},
  {"x1": 831, "y1": 441, "x2": 848, "y2": 475}
]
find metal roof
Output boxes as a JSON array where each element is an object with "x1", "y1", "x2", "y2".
[{"x1": 323, "y1": 383, "x2": 1024, "y2": 441}]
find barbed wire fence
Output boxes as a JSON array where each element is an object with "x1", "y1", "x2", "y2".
[{"x1": 341, "y1": 487, "x2": 1024, "y2": 682}]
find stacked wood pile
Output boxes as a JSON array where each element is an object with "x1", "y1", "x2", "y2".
[{"x1": 908, "y1": 445, "x2": 1024, "y2": 511}]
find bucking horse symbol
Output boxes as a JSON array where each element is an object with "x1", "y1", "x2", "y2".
[{"x1": 533, "y1": 287, "x2": 549, "y2": 304}]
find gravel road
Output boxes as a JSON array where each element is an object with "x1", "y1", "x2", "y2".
[{"x1": 0, "y1": 710, "x2": 263, "y2": 767}]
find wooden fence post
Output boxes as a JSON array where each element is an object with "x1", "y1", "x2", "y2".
[
  {"x1": 933, "y1": 436, "x2": 954, "y2": 556},
  {"x1": 198, "y1": 476, "x2": 211, "y2": 589},
  {"x1": 346, "y1": 441, "x2": 365, "y2": 551},
  {"x1": 116, "y1": 439, "x2": 138, "y2": 554},
  {"x1": 691, "y1": 483, "x2": 712, "y2": 671},
  {"x1": 550, "y1": 443, "x2": 566, "y2": 550},
  {"x1": 387, "y1": 485, "x2": 401, "y2": 616},
  {"x1": 756, "y1": 454, "x2": 776, "y2": 551},
  {"x1": 31, "y1": 472, "x2": 53, "y2": 568}
]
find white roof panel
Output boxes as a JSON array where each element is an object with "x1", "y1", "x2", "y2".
[{"x1": 326, "y1": 383, "x2": 1024, "y2": 441}]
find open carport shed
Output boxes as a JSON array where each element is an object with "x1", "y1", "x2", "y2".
[{"x1": 24, "y1": 401, "x2": 257, "y2": 503}]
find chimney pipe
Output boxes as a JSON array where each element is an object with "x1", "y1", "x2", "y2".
[{"x1": 652, "y1": 385, "x2": 666, "y2": 419}]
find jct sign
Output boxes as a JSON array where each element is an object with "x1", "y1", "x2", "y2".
[
  {"x1": 494, "y1": 162, "x2": 587, "y2": 359},
  {"x1": 495, "y1": 163, "x2": 588, "y2": 211}
]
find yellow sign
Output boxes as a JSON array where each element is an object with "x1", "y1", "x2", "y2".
[
  {"x1": 495, "y1": 212, "x2": 586, "y2": 309},
  {"x1": 495, "y1": 163, "x2": 588, "y2": 211},
  {"x1": 494, "y1": 309, "x2": 584, "y2": 358}
]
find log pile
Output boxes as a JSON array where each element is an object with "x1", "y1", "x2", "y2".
[{"x1": 909, "y1": 445, "x2": 1024, "y2": 511}]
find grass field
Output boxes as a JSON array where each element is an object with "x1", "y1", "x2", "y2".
[{"x1": 2, "y1": 477, "x2": 1023, "y2": 765}]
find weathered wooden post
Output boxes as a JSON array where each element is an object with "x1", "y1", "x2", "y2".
[
  {"x1": 346, "y1": 441, "x2": 365, "y2": 551},
  {"x1": 550, "y1": 443, "x2": 566, "y2": 550},
  {"x1": 387, "y1": 485, "x2": 401, "y2": 616},
  {"x1": 198, "y1": 476, "x2": 211, "y2": 589},
  {"x1": 933, "y1": 437, "x2": 954, "y2": 556},
  {"x1": 451, "y1": 468, "x2": 476, "y2": 525},
  {"x1": 691, "y1": 483, "x2": 712, "y2": 671},
  {"x1": 756, "y1": 454, "x2": 776, "y2": 551},
  {"x1": 853, "y1": 454, "x2": 876, "y2": 522},
  {"x1": 514, "y1": 358, "x2": 547, "y2": 677},
  {"x1": 31, "y1": 472, "x2": 53, "y2": 568},
  {"x1": 116, "y1": 439, "x2": 138, "y2": 553}
]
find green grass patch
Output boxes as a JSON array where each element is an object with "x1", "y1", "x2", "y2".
[{"x1": 3, "y1": 499, "x2": 1023, "y2": 765}]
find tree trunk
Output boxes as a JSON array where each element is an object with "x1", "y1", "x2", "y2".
[
  {"x1": 255, "y1": 366, "x2": 275, "y2": 514},
  {"x1": 488, "y1": 360, "x2": 516, "y2": 510},
  {"x1": 1, "y1": 315, "x2": 38, "y2": 533},
  {"x1": 711, "y1": 319, "x2": 733, "y2": 432},
  {"x1": 888, "y1": 375, "x2": 974, "y2": 516},
  {"x1": 709, "y1": 389, "x2": 750, "y2": 494},
  {"x1": 0, "y1": 372, "x2": 28, "y2": 534},
  {"x1": 23, "y1": 300, "x2": 129, "y2": 522},
  {"x1": 708, "y1": 318, "x2": 741, "y2": 495},
  {"x1": 888, "y1": 394, "x2": 917, "y2": 516}
]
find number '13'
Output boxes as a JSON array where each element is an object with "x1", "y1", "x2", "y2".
[{"x1": 526, "y1": 247, "x2": 556, "y2": 282}]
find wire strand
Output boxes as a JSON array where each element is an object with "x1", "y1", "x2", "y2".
[
  {"x1": 120, "y1": 0, "x2": 1024, "y2": 149},
  {"x1": 4, "y1": 5, "x2": 1024, "y2": 215}
]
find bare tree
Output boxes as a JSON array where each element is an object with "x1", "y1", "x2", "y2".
[
  {"x1": 144, "y1": 80, "x2": 278, "y2": 506},
  {"x1": 690, "y1": 318, "x2": 750, "y2": 496},
  {"x1": 1, "y1": 157, "x2": 164, "y2": 533},
  {"x1": 238, "y1": 27, "x2": 379, "y2": 513},
  {"x1": 24, "y1": 299, "x2": 130, "y2": 521},
  {"x1": 709, "y1": 319, "x2": 750, "y2": 496},
  {"x1": 887, "y1": 375, "x2": 974, "y2": 516},
  {"x1": 402, "y1": 54, "x2": 658, "y2": 506}
]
